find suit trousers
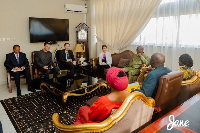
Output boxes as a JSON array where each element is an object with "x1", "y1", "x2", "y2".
[
  {"x1": 60, "y1": 62, "x2": 75, "y2": 77},
  {"x1": 10, "y1": 68, "x2": 31, "y2": 89},
  {"x1": 96, "y1": 65, "x2": 110, "y2": 78},
  {"x1": 38, "y1": 67, "x2": 59, "y2": 79}
]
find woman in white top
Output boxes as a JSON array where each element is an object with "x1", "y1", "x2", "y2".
[{"x1": 96, "y1": 45, "x2": 112, "y2": 79}]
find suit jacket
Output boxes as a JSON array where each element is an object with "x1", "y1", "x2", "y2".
[
  {"x1": 99, "y1": 52, "x2": 112, "y2": 67},
  {"x1": 136, "y1": 66, "x2": 171, "y2": 98},
  {"x1": 59, "y1": 49, "x2": 75, "y2": 63},
  {"x1": 4, "y1": 52, "x2": 29, "y2": 71},
  {"x1": 35, "y1": 49, "x2": 53, "y2": 69}
]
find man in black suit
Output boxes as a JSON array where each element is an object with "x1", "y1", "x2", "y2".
[
  {"x1": 59, "y1": 43, "x2": 76, "y2": 78},
  {"x1": 4, "y1": 45, "x2": 35, "y2": 96}
]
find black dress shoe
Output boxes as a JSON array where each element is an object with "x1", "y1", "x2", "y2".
[
  {"x1": 31, "y1": 89, "x2": 36, "y2": 92},
  {"x1": 28, "y1": 86, "x2": 36, "y2": 92},
  {"x1": 17, "y1": 89, "x2": 21, "y2": 96}
]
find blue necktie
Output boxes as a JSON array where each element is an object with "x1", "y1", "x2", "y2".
[{"x1": 17, "y1": 54, "x2": 19, "y2": 63}]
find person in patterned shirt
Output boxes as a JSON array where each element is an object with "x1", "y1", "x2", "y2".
[
  {"x1": 179, "y1": 54, "x2": 194, "y2": 81},
  {"x1": 123, "y1": 46, "x2": 150, "y2": 83}
]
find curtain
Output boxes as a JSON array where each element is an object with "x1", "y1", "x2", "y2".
[
  {"x1": 95, "y1": 0, "x2": 161, "y2": 54},
  {"x1": 126, "y1": 0, "x2": 200, "y2": 71}
]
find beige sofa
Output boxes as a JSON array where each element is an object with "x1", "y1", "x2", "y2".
[{"x1": 52, "y1": 92, "x2": 155, "y2": 133}]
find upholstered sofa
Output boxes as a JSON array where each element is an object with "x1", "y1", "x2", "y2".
[
  {"x1": 92, "y1": 50, "x2": 135, "y2": 68},
  {"x1": 91, "y1": 50, "x2": 135, "y2": 78},
  {"x1": 52, "y1": 92, "x2": 155, "y2": 133},
  {"x1": 177, "y1": 70, "x2": 200, "y2": 105}
]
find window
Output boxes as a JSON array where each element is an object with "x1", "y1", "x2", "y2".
[{"x1": 133, "y1": 0, "x2": 200, "y2": 47}]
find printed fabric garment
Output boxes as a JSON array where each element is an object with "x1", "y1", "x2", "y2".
[
  {"x1": 122, "y1": 53, "x2": 150, "y2": 83},
  {"x1": 74, "y1": 95, "x2": 122, "y2": 125},
  {"x1": 179, "y1": 65, "x2": 194, "y2": 81}
]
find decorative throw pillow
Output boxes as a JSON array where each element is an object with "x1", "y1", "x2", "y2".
[{"x1": 118, "y1": 58, "x2": 130, "y2": 68}]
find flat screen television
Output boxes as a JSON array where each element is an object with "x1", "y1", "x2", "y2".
[{"x1": 29, "y1": 17, "x2": 69, "y2": 43}]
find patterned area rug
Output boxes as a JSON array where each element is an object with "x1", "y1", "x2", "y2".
[{"x1": 1, "y1": 84, "x2": 110, "y2": 133}]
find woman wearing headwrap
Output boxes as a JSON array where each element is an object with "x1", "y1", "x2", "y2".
[
  {"x1": 179, "y1": 54, "x2": 194, "y2": 80},
  {"x1": 74, "y1": 67, "x2": 130, "y2": 124},
  {"x1": 96, "y1": 45, "x2": 112, "y2": 79}
]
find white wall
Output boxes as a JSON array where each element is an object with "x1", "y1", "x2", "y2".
[{"x1": 0, "y1": 0, "x2": 86, "y2": 84}]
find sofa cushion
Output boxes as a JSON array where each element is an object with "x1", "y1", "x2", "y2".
[
  {"x1": 118, "y1": 58, "x2": 130, "y2": 68},
  {"x1": 112, "y1": 51, "x2": 135, "y2": 67}
]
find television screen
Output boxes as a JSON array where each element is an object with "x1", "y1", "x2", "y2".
[{"x1": 29, "y1": 17, "x2": 69, "y2": 43}]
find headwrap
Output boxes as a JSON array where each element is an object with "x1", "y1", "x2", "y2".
[{"x1": 106, "y1": 67, "x2": 128, "y2": 91}]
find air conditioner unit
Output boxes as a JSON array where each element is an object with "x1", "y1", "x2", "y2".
[{"x1": 64, "y1": 4, "x2": 87, "y2": 14}]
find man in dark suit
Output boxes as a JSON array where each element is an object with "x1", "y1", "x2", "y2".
[
  {"x1": 4, "y1": 45, "x2": 35, "y2": 96},
  {"x1": 134, "y1": 53, "x2": 171, "y2": 98},
  {"x1": 59, "y1": 43, "x2": 76, "y2": 78}
]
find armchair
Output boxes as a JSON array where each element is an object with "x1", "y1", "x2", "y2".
[
  {"x1": 31, "y1": 51, "x2": 41, "y2": 79},
  {"x1": 52, "y1": 92, "x2": 155, "y2": 133},
  {"x1": 177, "y1": 70, "x2": 200, "y2": 105},
  {"x1": 154, "y1": 71, "x2": 183, "y2": 112},
  {"x1": 6, "y1": 69, "x2": 26, "y2": 93}
]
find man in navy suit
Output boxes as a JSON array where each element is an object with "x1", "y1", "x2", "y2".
[
  {"x1": 134, "y1": 53, "x2": 171, "y2": 98},
  {"x1": 4, "y1": 45, "x2": 35, "y2": 96}
]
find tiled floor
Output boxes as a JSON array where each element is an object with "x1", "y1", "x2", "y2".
[{"x1": 0, "y1": 80, "x2": 34, "y2": 133}]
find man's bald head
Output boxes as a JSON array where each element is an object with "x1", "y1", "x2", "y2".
[
  {"x1": 136, "y1": 46, "x2": 144, "y2": 54},
  {"x1": 150, "y1": 53, "x2": 165, "y2": 68}
]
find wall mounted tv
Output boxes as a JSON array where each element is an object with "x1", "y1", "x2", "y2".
[{"x1": 29, "y1": 17, "x2": 69, "y2": 43}]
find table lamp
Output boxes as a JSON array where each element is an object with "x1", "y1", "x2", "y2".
[{"x1": 73, "y1": 43, "x2": 85, "y2": 58}]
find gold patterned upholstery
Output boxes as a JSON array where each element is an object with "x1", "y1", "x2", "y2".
[
  {"x1": 136, "y1": 65, "x2": 152, "y2": 84},
  {"x1": 52, "y1": 92, "x2": 155, "y2": 133}
]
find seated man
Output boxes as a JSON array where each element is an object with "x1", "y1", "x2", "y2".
[
  {"x1": 134, "y1": 53, "x2": 171, "y2": 98},
  {"x1": 179, "y1": 54, "x2": 194, "y2": 81},
  {"x1": 35, "y1": 42, "x2": 58, "y2": 80},
  {"x1": 123, "y1": 46, "x2": 150, "y2": 83},
  {"x1": 4, "y1": 45, "x2": 35, "y2": 96},
  {"x1": 59, "y1": 43, "x2": 76, "y2": 79}
]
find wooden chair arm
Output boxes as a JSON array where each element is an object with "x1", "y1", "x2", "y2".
[{"x1": 90, "y1": 57, "x2": 99, "y2": 67}]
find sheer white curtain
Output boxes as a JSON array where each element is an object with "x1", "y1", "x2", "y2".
[
  {"x1": 126, "y1": 0, "x2": 200, "y2": 71},
  {"x1": 95, "y1": 0, "x2": 161, "y2": 54}
]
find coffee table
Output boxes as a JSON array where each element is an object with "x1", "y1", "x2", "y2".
[{"x1": 40, "y1": 75, "x2": 108, "y2": 113}]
